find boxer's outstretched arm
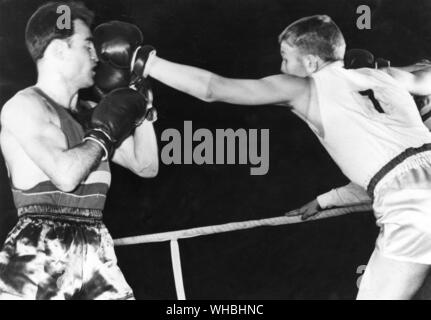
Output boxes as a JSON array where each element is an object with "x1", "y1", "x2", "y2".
[
  {"x1": 395, "y1": 64, "x2": 431, "y2": 73},
  {"x1": 147, "y1": 56, "x2": 309, "y2": 106},
  {"x1": 0, "y1": 93, "x2": 103, "y2": 192},
  {"x1": 384, "y1": 66, "x2": 431, "y2": 96},
  {"x1": 112, "y1": 119, "x2": 159, "y2": 178}
]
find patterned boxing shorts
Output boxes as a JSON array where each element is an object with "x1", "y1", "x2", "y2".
[{"x1": 0, "y1": 205, "x2": 134, "y2": 300}]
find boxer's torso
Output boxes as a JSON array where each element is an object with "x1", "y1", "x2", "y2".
[
  {"x1": 0, "y1": 86, "x2": 110, "y2": 211},
  {"x1": 1, "y1": 87, "x2": 65, "y2": 190},
  {"x1": 291, "y1": 62, "x2": 431, "y2": 188}
]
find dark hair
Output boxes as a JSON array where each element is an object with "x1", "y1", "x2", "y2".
[
  {"x1": 25, "y1": 1, "x2": 94, "y2": 62},
  {"x1": 278, "y1": 15, "x2": 346, "y2": 62}
]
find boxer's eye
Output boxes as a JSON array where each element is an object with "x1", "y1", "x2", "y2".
[{"x1": 85, "y1": 41, "x2": 93, "y2": 52}]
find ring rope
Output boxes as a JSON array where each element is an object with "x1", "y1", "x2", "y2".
[
  {"x1": 114, "y1": 202, "x2": 372, "y2": 246},
  {"x1": 170, "y1": 240, "x2": 186, "y2": 300}
]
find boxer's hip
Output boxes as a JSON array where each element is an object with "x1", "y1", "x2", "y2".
[
  {"x1": 0, "y1": 205, "x2": 133, "y2": 299},
  {"x1": 16, "y1": 204, "x2": 103, "y2": 223},
  {"x1": 371, "y1": 151, "x2": 431, "y2": 264},
  {"x1": 367, "y1": 144, "x2": 431, "y2": 198}
]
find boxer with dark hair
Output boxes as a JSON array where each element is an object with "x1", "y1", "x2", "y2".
[
  {"x1": 0, "y1": 2, "x2": 158, "y2": 300},
  {"x1": 25, "y1": 1, "x2": 94, "y2": 62},
  {"x1": 127, "y1": 14, "x2": 431, "y2": 299}
]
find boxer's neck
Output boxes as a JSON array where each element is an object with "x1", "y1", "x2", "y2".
[{"x1": 36, "y1": 69, "x2": 79, "y2": 111}]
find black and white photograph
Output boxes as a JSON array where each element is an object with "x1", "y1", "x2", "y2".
[{"x1": 1, "y1": 0, "x2": 431, "y2": 303}]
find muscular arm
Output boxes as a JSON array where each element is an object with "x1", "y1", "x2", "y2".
[
  {"x1": 316, "y1": 182, "x2": 371, "y2": 209},
  {"x1": 112, "y1": 119, "x2": 159, "y2": 177},
  {"x1": 147, "y1": 56, "x2": 309, "y2": 106},
  {"x1": 0, "y1": 93, "x2": 104, "y2": 192},
  {"x1": 392, "y1": 61, "x2": 431, "y2": 73},
  {"x1": 383, "y1": 66, "x2": 431, "y2": 96}
]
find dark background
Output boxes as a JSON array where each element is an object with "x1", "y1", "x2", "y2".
[{"x1": 1, "y1": 0, "x2": 431, "y2": 299}]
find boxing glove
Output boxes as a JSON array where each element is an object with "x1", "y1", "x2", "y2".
[
  {"x1": 84, "y1": 88, "x2": 150, "y2": 160},
  {"x1": 344, "y1": 49, "x2": 375, "y2": 69},
  {"x1": 93, "y1": 20, "x2": 155, "y2": 95},
  {"x1": 375, "y1": 57, "x2": 391, "y2": 68}
]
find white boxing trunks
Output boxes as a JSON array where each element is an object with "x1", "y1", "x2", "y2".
[{"x1": 370, "y1": 147, "x2": 431, "y2": 264}]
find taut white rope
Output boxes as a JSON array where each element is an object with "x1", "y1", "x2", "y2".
[
  {"x1": 114, "y1": 203, "x2": 372, "y2": 246},
  {"x1": 170, "y1": 240, "x2": 186, "y2": 300},
  {"x1": 114, "y1": 202, "x2": 372, "y2": 300}
]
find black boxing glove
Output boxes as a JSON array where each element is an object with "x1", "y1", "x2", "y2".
[
  {"x1": 375, "y1": 57, "x2": 391, "y2": 68},
  {"x1": 344, "y1": 49, "x2": 375, "y2": 69},
  {"x1": 93, "y1": 21, "x2": 143, "y2": 95},
  {"x1": 69, "y1": 100, "x2": 94, "y2": 131},
  {"x1": 130, "y1": 45, "x2": 156, "y2": 83},
  {"x1": 83, "y1": 88, "x2": 149, "y2": 160},
  {"x1": 133, "y1": 76, "x2": 157, "y2": 122},
  {"x1": 93, "y1": 21, "x2": 156, "y2": 96}
]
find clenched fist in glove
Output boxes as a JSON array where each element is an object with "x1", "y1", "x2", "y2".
[
  {"x1": 93, "y1": 20, "x2": 156, "y2": 95},
  {"x1": 84, "y1": 88, "x2": 150, "y2": 160},
  {"x1": 92, "y1": 20, "x2": 157, "y2": 122}
]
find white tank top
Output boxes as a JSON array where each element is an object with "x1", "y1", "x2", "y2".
[{"x1": 297, "y1": 62, "x2": 431, "y2": 188}]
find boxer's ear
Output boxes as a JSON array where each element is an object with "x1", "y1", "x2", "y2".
[
  {"x1": 47, "y1": 38, "x2": 70, "y2": 61},
  {"x1": 303, "y1": 54, "x2": 320, "y2": 74}
]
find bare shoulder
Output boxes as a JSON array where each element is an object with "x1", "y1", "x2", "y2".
[
  {"x1": 264, "y1": 73, "x2": 310, "y2": 89},
  {"x1": 262, "y1": 74, "x2": 310, "y2": 104},
  {"x1": 1, "y1": 88, "x2": 51, "y2": 129}
]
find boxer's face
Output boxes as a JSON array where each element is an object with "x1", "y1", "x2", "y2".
[
  {"x1": 62, "y1": 19, "x2": 98, "y2": 89},
  {"x1": 280, "y1": 41, "x2": 309, "y2": 77}
]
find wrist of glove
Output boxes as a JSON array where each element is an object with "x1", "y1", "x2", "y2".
[
  {"x1": 144, "y1": 107, "x2": 157, "y2": 123},
  {"x1": 375, "y1": 57, "x2": 391, "y2": 68},
  {"x1": 131, "y1": 45, "x2": 157, "y2": 83},
  {"x1": 83, "y1": 128, "x2": 114, "y2": 161},
  {"x1": 133, "y1": 77, "x2": 158, "y2": 123}
]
